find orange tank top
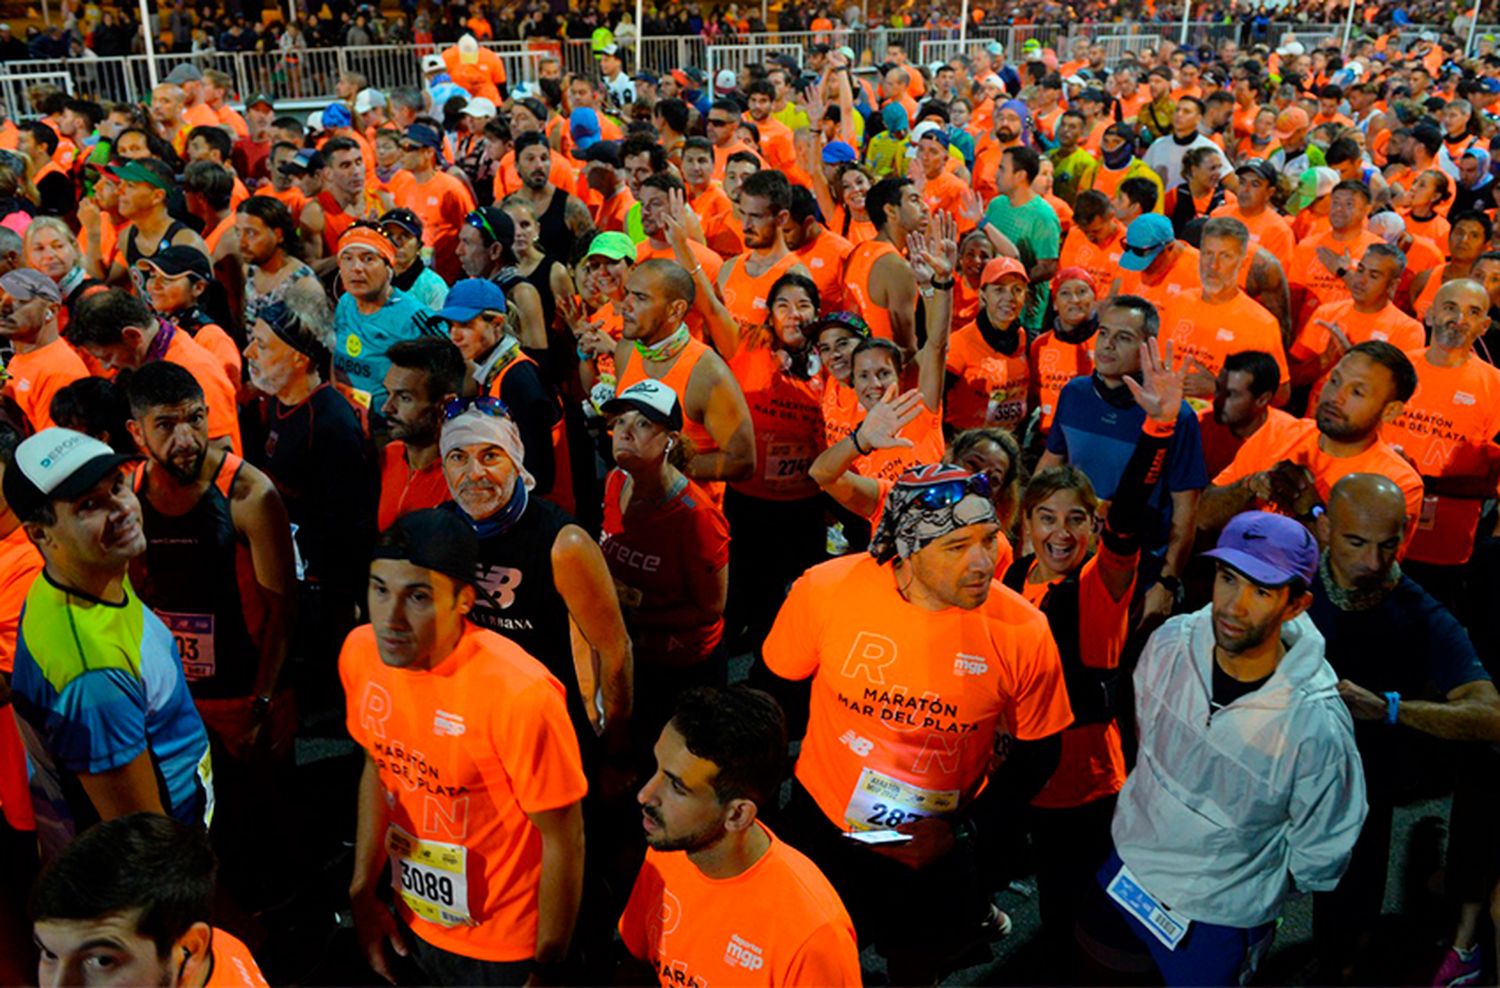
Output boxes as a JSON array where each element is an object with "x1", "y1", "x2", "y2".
[
  {"x1": 843, "y1": 241, "x2": 899, "y2": 342},
  {"x1": 616, "y1": 336, "x2": 719, "y2": 459},
  {"x1": 721, "y1": 252, "x2": 801, "y2": 334}
]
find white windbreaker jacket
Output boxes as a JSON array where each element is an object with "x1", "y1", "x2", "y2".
[{"x1": 1111, "y1": 605, "x2": 1368, "y2": 929}]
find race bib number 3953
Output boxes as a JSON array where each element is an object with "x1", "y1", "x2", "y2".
[{"x1": 387, "y1": 824, "x2": 474, "y2": 927}]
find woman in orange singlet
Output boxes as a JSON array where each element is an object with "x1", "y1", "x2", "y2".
[
  {"x1": 954, "y1": 230, "x2": 997, "y2": 328},
  {"x1": 826, "y1": 164, "x2": 878, "y2": 245}
]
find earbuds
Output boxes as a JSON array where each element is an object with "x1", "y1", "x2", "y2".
[{"x1": 665, "y1": 439, "x2": 675, "y2": 452}]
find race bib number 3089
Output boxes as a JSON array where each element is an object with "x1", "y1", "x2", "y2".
[{"x1": 387, "y1": 824, "x2": 474, "y2": 927}]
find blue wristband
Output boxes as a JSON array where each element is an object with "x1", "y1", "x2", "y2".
[{"x1": 1384, "y1": 691, "x2": 1401, "y2": 727}]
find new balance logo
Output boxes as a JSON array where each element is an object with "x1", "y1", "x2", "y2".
[
  {"x1": 724, "y1": 934, "x2": 764, "y2": 971},
  {"x1": 839, "y1": 729, "x2": 874, "y2": 757}
]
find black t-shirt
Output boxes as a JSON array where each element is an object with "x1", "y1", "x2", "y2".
[{"x1": 1211, "y1": 658, "x2": 1271, "y2": 711}]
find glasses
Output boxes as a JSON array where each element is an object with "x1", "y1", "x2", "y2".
[
  {"x1": 902, "y1": 473, "x2": 993, "y2": 511},
  {"x1": 466, "y1": 210, "x2": 502, "y2": 244},
  {"x1": 706, "y1": 117, "x2": 735, "y2": 127},
  {"x1": 1124, "y1": 243, "x2": 1165, "y2": 256},
  {"x1": 443, "y1": 395, "x2": 512, "y2": 421}
]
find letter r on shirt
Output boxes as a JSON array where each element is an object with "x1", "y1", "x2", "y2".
[
  {"x1": 361, "y1": 682, "x2": 393, "y2": 739},
  {"x1": 841, "y1": 631, "x2": 899, "y2": 685}
]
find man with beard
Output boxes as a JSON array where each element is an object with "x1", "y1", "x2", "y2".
[
  {"x1": 1197, "y1": 351, "x2": 1295, "y2": 480},
  {"x1": 1384, "y1": 280, "x2": 1500, "y2": 603},
  {"x1": 439, "y1": 402, "x2": 633, "y2": 778},
  {"x1": 1202, "y1": 342, "x2": 1424, "y2": 545},
  {"x1": 618, "y1": 687, "x2": 861, "y2": 986},
  {"x1": 715, "y1": 171, "x2": 809, "y2": 335},
  {"x1": 379, "y1": 337, "x2": 465, "y2": 530},
  {"x1": 4, "y1": 428, "x2": 214, "y2": 860},
  {"x1": 1100, "y1": 510, "x2": 1365, "y2": 984},
  {"x1": 301, "y1": 138, "x2": 392, "y2": 273},
  {"x1": 0, "y1": 269, "x2": 88, "y2": 433},
  {"x1": 1305, "y1": 474, "x2": 1500, "y2": 983},
  {"x1": 844, "y1": 177, "x2": 925, "y2": 356},
  {"x1": 509, "y1": 132, "x2": 593, "y2": 263},
  {"x1": 124, "y1": 362, "x2": 295, "y2": 907}
]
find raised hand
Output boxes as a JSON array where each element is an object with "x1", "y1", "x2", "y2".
[
  {"x1": 922, "y1": 209, "x2": 959, "y2": 280},
  {"x1": 856, "y1": 387, "x2": 925, "y2": 450},
  {"x1": 906, "y1": 230, "x2": 936, "y2": 285},
  {"x1": 1124, "y1": 340, "x2": 1186, "y2": 423},
  {"x1": 958, "y1": 187, "x2": 985, "y2": 226}
]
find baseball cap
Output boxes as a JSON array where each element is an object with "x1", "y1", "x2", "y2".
[
  {"x1": 585, "y1": 231, "x2": 636, "y2": 262},
  {"x1": 1120, "y1": 214, "x2": 1177, "y2": 272},
  {"x1": 599, "y1": 42, "x2": 620, "y2": 56},
  {"x1": 1275, "y1": 39, "x2": 1306, "y2": 57},
  {"x1": 1274, "y1": 105, "x2": 1310, "y2": 141},
  {"x1": 280, "y1": 148, "x2": 324, "y2": 175},
  {"x1": 323, "y1": 103, "x2": 353, "y2": 129},
  {"x1": 403, "y1": 122, "x2": 444, "y2": 151},
  {"x1": 421, "y1": 53, "x2": 445, "y2": 73},
  {"x1": 1203, "y1": 510, "x2": 1319, "y2": 588},
  {"x1": 1478, "y1": 77, "x2": 1500, "y2": 95},
  {"x1": 1078, "y1": 87, "x2": 1108, "y2": 104},
  {"x1": 821, "y1": 140, "x2": 858, "y2": 164},
  {"x1": 434, "y1": 278, "x2": 507, "y2": 322},
  {"x1": 1288, "y1": 166, "x2": 1339, "y2": 215},
  {"x1": 457, "y1": 33, "x2": 480, "y2": 64},
  {"x1": 3, "y1": 428, "x2": 141, "y2": 521},
  {"x1": 378, "y1": 207, "x2": 423, "y2": 239},
  {"x1": 140, "y1": 245, "x2": 212, "y2": 281},
  {"x1": 353, "y1": 88, "x2": 387, "y2": 114},
  {"x1": 1235, "y1": 158, "x2": 1278, "y2": 184},
  {"x1": 465, "y1": 205, "x2": 514, "y2": 247},
  {"x1": 245, "y1": 93, "x2": 275, "y2": 111},
  {"x1": 0, "y1": 268, "x2": 61, "y2": 303},
  {"x1": 461, "y1": 96, "x2": 497, "y2": 118},
  {"x1": 570, "y1": 107, "x2": 601, "y2": 151},
  {"x1": 601, "y1": 379, "x2": 684, "y2": 431},
  {"x1": 715, "y1": 68, "x2": 738, "y2": 91},
  {"x1": 107, "y1": 159, "x2": 174, "y2": 191},
  {"x1": 633, "y1": 71, "x2": 660, "y2": 86},
  {"x1": 305, "y1": 110, "x2": 325, "y2": 133},
  {"x1": 577, "y1": 139, "x2": 623, "y2": 167},
  {"x1": 911, "y1": 121, "x2": 949, "y2": 147},
  {"x1": 371, "y1": 508, "x2": 479, "y2": 586},
  {"x1": 981, "y1": 256, "x2": 1028, "y2": 285},
  {"x1": 670, "y1": 68, "x2": 692, "y2": 89},
  {"x1": 165, "y1": 63, "x2": 203, "y2": 85},
  {"x1": 985, "y1": 40, "x2": 1005, "y2": 55}
]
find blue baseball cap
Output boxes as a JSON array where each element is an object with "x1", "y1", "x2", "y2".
[
  {"x1": 434, "y1": 278, "x2": 507, "y2": 322},
  {"x1": 1119, "y1": 214, "x2": 1176, "y2": 272},
  {"x1": 881, "y1": 102, "x2": 910, "y2": 134},
  {"x1": 1204, "y1": 511, "x2": 1319, "y2": 588},
  {"x1": 821, "y1": 140, "x2": 857, "y2": 164},
  {"x1": 403, "y1": 122, "x2": 444, "y2": 152},
  {"x1": 323, "y1": 102, "x2": 353, "y2": 129},
  {"x1": 570, "y1": 107, "x2": 601, "y2": 152}
]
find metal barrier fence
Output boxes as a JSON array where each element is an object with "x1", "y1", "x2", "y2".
[{"x1": 2, "y1": 20, "x2": 1496, "y2": 117}]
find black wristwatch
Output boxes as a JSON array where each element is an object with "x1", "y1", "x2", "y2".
[{"x1": 1156, "y1": 575, "x2": 1183, "y2": 602}]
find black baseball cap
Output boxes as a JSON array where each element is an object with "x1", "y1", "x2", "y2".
[
  {"x1": 577, "y1": 139, "x2": 622, "y2": 167},
  {"x1": 371, "y1": 508, "x2": 478, "y2": 586},
  {"x1": 379, "y1": 207, "x2": 423, "y2": 239},
  {"x1": 140, "y1": 245, "x2": 212, "y2": 281},
  {"x1": 1235, "y1": 159, "x2": 1278, "y2": 183}
]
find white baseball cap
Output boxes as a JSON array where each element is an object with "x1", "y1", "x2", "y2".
[
  {"x1": 305, "y1": 109, "x2": 325, "y2": 133},
  {"x1": 601, "y1": 379, "x2": 683, "y2": 430},
  {"x1": 3, "y1": 428, "x2": 140, "y2": 520},
  {"x1": 353, "y1": 88, "x2": 387, "y2": 114},
  {"x1": 461, "y1": 97, "x2": 498, "y2": 118},
  {"x1": 715, "y1": 68, "x2": 738, "y2": 90},
  {"x1": 421, "y1": 53, "x2": 445, "y2": 73}
]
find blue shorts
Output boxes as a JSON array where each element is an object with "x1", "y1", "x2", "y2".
[{"x1": 1097, "y1": 850, "x2": 1276, "y2": 987}]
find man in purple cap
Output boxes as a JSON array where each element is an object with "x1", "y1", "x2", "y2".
[{"x1": 1097, "y1": 510, "x2": 1365, "y2": 985}]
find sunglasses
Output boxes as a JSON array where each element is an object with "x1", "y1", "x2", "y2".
[
  {"x1": 1124, "y1": 242, "x2": 1165, "y2": 256},
  {"x1": 706, "y1": 117, "x2": 735, "y2": 127},
  {"x1": 465, "y1": 210, "x2": 503, "y2": 244},
  {"x1": 903, "y1": 473, "x2": 993, "y2": 510},
  {"x1": 443, "y1": 395, "x2": 512, "y2": 421}
]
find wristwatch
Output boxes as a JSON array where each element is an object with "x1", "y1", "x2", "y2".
[
  {"x1": 1156, "y1": 575, "x2": 1184, "y2": 603},
  {"x1": 250, "y1": 695, "x2": 273, "y2": 720}
]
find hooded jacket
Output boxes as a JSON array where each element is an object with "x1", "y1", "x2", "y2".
[{"x1": 1111, "y1": 605, "x2": 1366, "y2": 928}]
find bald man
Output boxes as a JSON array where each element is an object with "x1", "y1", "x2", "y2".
[
  {"x1": 1308, "y1": 472, "x2": 1500, "y2": 980},
  {"x1": 1385, "y1": 279, "x2": 1500, "y2": 602}
]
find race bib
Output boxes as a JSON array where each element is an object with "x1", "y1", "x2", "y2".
[
  {"x1": 159, "y1": 612, "x2": 216, "y2": 681},
  {"x1": 986, "y1": 389, "x2": 1026, "y2": 429},
  {"x1": 388, "y1": 824, "x2": 474, "y2": 927},
  {"x1": 1106, "y1": 862, "x2": 1188, "y2": 951},
  {"x1": 763, "y1": 441, "x2": 816, "y2": 489},
  {"x1": 842, "y1": 766, "x2": 959, "y2": 832}
]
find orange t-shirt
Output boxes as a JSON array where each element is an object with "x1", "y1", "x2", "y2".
[
  {"x1": 1020, "y1": 548, "x2": 1135, "y2": 810},
  {"x1": 215, "y1": 105, "x2": 249, "y2": 140},
  {"x1": 1291, "y1": 299, "x2": 1425, "y2": 364},
  {"x1": 204, "y1": 928, "x2": 269, "y2": 987},
  {"x1": 1288, "y1": 228, "x2": 1383, "y2": 325},
  {"x1": 752, "y1": 114, "x2": 803, "y2": 181},
  {"x1": 1058, "y1": 223, "x2": 1125, "y2": 294},
  {"x1": 494, "y1": 149, "x2": 576, "y2": 200},
  {"x1": 921, "y1": 171, "x2": 976, "y2": 234},
  {"x1": 0, "y1": 525, "x2": 43, "y2": 674},
  {"x1": 378, "y1": 441, "x2": 452, "y2": 532},
  {"x1": 1198, "y1": 406, "x2": 1299, "y2": 481},
  {"x1": 186, "y1": 322, "x2": 242, "y2": 387},
  {"x1": 1387, "y1": 353, "x2": 1500, "y2": 566},
  {"x1": 820, "y1": 375, "x2": 861, "y2": 449},
  {"x1": 691, "y1": 184, "x2": 743, "y2": 257},
  {"x1": 163, "y1": 329, "x2": 241, "y2": 454},
  {"x1": 1213, "y1": 416, "x2": 1424, "y2": 546},
  {"x1": 763, "y1": 553, "x2": 1074, "y2": 830},
  {"x1": 1401, "y1": 209, "x2": 1449, "y2": 245},
  {"x1": 843, "y1": 241, "x2": 900, "y2": 342},
  {"x1": 184, "y1": 102, "x2": 220, "y2": 129},
  {"x1": 636, "y1": 239, "x2": 723, "y2": 341},
  {"x1": 1160, "y1": 290, "x2": 1288, "y2": 383},
  {"x1": 389, "y1": 170, "x2": 477, "y2": 284},
  {"x1": 944, "y1": 323, "x2": 1029, "y2": 432},
  {"x1": 711, "y1": 140, "x2": 764, "y2": 182},
  {"x1": 265, "y1": 185, "x2": 307, "y2": 220},
  {"x1": 592, "y1": 189, "x2": 635, "y2": 235},
  {"x1": 728, "y1": 345, "x2": 825, "y2": 502},
  {"x1": 795, "y1": 230, "x2": 854, "y2": 313},
  {"x1": 854, "y1": 406, "x2": 946, "y2": 484},
  {"x1": 1030, "y1": 330, "x2": 1094, "y2": 431},
  {"x1": 1116, "y1": 244, "x2": 1200, "y2": 309},
  {"x1": 1231, "y1": 102, "x2": 1261, "y2": 140},
  {"x1": 341, "y1": 622, "x2": 588, "y2": 961},
  {"x1": 721, "y1": 252, "x2": 801, "y2": 335},
  {"x1": 828, "y1": 206, "x2": 877, "y2": 246},
  {"x1": 1211, "y1": 202, "x2": 1294, "y2": 264},
  {"x1": 5, "y1": 337, "x2": 89, "y2": 433},
  {"x1": 619, "y1": 824, "x2": 862, "y2": 988}
]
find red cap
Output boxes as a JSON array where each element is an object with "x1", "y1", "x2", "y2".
[{"x1": 981, "y1": 256, "x2": 1028, "y2": 286}]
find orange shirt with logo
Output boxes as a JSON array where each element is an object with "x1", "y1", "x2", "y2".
[
  {"x1": 1030, "y1": 330, "x2": 1094, "y2": 431},
  {"x1": 796, "y1": 230, "x2": 854, "y2": 313},
  {"x1": 1058, "y1": 223, "x2": 1125, "y2": 294},
  {"x1": 6, "y1": 337, "x2": 90, "y2": 433},
  {"x1": 341, "y1": 622, "x2": 588, "y2": 961},
  {"x1": 619, "y1": 825, "x2": 862, "y2": 988},
  {"x1": 1160, "y1": 290, "x2": 1288, "y2": 382},
  {"x1": 1213, "y1": 416, "x2": 1425, "y2": 545},
  {"x1": 820, "y1": 376, "x2": 862, "y2": 449},
  {"x1": 763, "y1": 553, "x2": 1074, "y2": 830},
  {"x1": 204, "y1": 928, "x2": 269, "y2": 987},
  {"x1": 721, "y1": 253, "x2": 802, "y2": 335},
  {"x1": 728, "y1": 346, "x2": 825, "y2": 502},
  {"x1": 1387, "y1": 352, "x2": 1500, "y2": 566},
  {"x1": 854, "y1": 406, "x2": 947, "y2": 484},
  {"x1": 944, "y1": 324, "x2": 1029, "y2": 432},
  {"x1": 1020, "y1": 549, "x2": 1134, "y2": 810},
  {"x1": 1288, "y1": 228, "x2": 1383, "y2": 325},
  {"x1": 1116, "y1": 244, "x2": 1200, "y2": 309}
]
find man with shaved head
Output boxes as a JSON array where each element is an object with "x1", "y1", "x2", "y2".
[
  {"x1": 1308, "y1": 472, "x2": 1500, "y2": 981},
  {"x1": 611, "y1": 257, "x2": 756, "y2": 497},
  {"x1": 1384, "y1": 279, "x2": 1500, "y2": 610}
]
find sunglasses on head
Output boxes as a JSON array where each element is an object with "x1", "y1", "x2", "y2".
[
  {"x1": 904, "y1": 473, "x2": 994, "y2": 511},
  {"x1": 443, "y1": 395, "x2": 512, "y2": 421}
]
